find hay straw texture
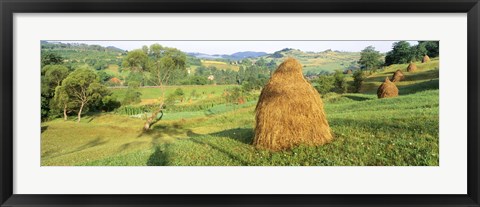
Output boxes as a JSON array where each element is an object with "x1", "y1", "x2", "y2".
[
  {"x1": 407, "y1": 62, "x2": 417, "y2": 72},
  {"x1": 422, "y1": 55, "x2": 431, "y2": 63},
  {"x1": 391, "y1": 70, "x2": 405, "y2": 82},
  {"x1": 253, "y1": 58, "x2": 333, "y2": 151},
  {"x1": 377, "y1": 77, "x2": 399, "y2": 99}
]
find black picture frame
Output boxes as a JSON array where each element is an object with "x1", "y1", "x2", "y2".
[{"x1": 1, "y1": 0, "x2": 479, "y2": 206}]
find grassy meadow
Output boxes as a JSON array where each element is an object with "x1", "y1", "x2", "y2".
[{"x1": 41, "y1": 59, "x2": 439, "y2": 166}]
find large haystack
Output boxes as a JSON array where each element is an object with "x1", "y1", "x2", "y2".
[
  {"x1": 377, "y1": 77, "x2": 399, "y2": 98},
  {"x1": 422, "y1": 55, "x2": 430, "y2": 63},
  {"x1": 253, "y1": 58, "x2": 333, "y2": 151},
  {"x1": 407, "y1": 62, "x2": 417, "y2": 72},
  {"x1": 390, "y1": 70, "x2": 405, "y2": 82}
]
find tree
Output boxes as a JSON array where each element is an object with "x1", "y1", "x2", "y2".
[
  {"x1": 384, "y1": 41, "x2": 414, "y2": 65},
  {"x1": 97, "y1": 71, "x2": 113, "y2": 83},
  {"x1": 358, "y1": 46, "x2": 384, "y2": 70},
  {"x1": 122, "y1": 81, "x2": 142, "y2": 105},
  {"x1": 418, "y1": 41, "x2": 439, "y2": 58},
  {"x1": 313, "y1": 75, "x2": 335, "y2": 95},
  {"x1": 42, "y1": 65, "x2": 69, "y2": 89},
  {"x1": 59, "y1": 68, "x2": 109, "y2": 122},
  {"x1": 412, "y1": 43, "x2": 428, "y2": 61},
  {"x1": 41, "y1": 52, "x2": 64, "y2": 67},
  {"x1": 352, "y1": 70, "x2": 366, "y2": 93},
  {"x1": 52, "y1": 86, "x2": 73, "y2": 120},
  {"x1": 140, "y1": 45, "x2": 186, "y2": 130},
  {"x1": 333, "y1": 71, "x2": 348, "y2": 93},
  {"x1": 122, "y1": 49, "x2": 148, "y2": 85},
  {"x1": 41, "y1": 65, "x2": 70, "y2": 119}
]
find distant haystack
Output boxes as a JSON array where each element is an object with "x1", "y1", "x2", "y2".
[
  {"x1": 253, "y1": 58, "x2": 333, "y2": 151},
  {"x1": 377, "y1": 77, "x2": 399, "y2": 98},
  {"x1": 422, "y1": 55, "x2": 431, "y2": 63},
  {"x1": 407, "y1": 62, "x2": 417, "y2": 72},
  {"x1": 391, "y1": 70, "x2": 405, "y2": 82},
  {"x1": 109, "y1": 77, "x2": 122, "y2": 85},
  {"x1": 344, "y1": 69, "x2": 353, "y2": 74}
]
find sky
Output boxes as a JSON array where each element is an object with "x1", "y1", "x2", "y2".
[{"x1": 54, "y1": 40, "x2": 418, "y2": 55}]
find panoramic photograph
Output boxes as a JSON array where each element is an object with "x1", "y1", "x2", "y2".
[{"x1": 40, "y1": 40, "x2": 439, "y2": 166}]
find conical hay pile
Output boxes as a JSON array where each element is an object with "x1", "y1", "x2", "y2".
[
  {"x1": 344, "y1": 69, "x2": 353, "y2": 74},
  {"x1": 407, "y1": 62, "x2": 417, "y2": 72},
  {"x1": 377, "y1": 77, "x2": 399, "y2": 98},
  {"x1": 253, "y1": 58, "x2": 333, "y2": 151},
  {"x1": 391, "y1": 70, "x2": 405, "y2": 82},
  {"x1": 422, "y1": 55, "x2": 430, "y2": 63}
]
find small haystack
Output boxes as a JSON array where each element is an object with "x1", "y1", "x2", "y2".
[
  {"x1": 109, "y1": 77, "x2": 122, "y2": 85},
  {"x1": 344, "y1": 69, "x2": 353, "y2": 74},
  {"x1": 407, "y1": 62, "x2": 417, "y2": 72},
  {"x1": 391, "y1": 70, "x2": 405, "y2": 82},
  {"x1": 253, "y1": 58, "x2": 333, "y2": 151},
  {"x1": 422, "y1": 55, "x2": 431, "y2": 63},
  {"x1": 377, "y1": 77, "x2": 399, "y2": 99}
]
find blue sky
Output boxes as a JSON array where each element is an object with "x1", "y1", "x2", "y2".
[{"x1": 54, "y1": 40, "x2": 418, "y2": 55}]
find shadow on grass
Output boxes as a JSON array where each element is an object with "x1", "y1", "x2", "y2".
[
  {"x1": 398, "y1": 79, "x2": 439, "y2": 95},
  {"x1": 136, "y1": 122, "x2": 188, "y2": 140},
  {"x1": 403, "y1": 69, "x2": 439, "y2": 82},
  {"x1": 41, "y1": 126, "x2": 48, "y2": 133},
  {"x1": 44, "y1": 137, "x2": 109, "y2": 159},
  {"x1": 186, "y1": 128, "x2": 254, "y2": 145},
  {"x1": 209, "y1": 128, "x2": 254, "y2": 144},
  {"x1": 188, "y1": 138, "x2": 249, "y2": 166},
  {"x1": 86, "y1": 112, "x2": 104, "y2": 123},
  {"x1": 146, "y1": 145, "x2": 169, "y2": 166},
  {"x1": 343, "y1": 95, "x2": 372, "y2": 102}
]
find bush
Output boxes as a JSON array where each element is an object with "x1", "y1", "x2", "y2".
[
  {"x1": 333, "y1": 71, "x2": 348, "y2": 94},
  {"x1": 102, "y1": 95, "x2": 121, "y2": 111},
  {"x1": 122, "y1": 81, "x2": 142, "y2": 105},
  {"x1": 313, "y1": 75, "x2": 335, "y2": 95},
  {"x1": 165, "y1": 88, "x2": 186, "y2": 106},
  {"x1": 224, "y1": 87, "x2": 245, "y2": 105},
  {"x1": 352, "y1": 70, "x2": 366, "y2": 93}
]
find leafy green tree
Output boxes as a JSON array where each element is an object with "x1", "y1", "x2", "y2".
[
  {"x1": 97, "y1": 71, "x2": 113, "y2": 83},
  {"x1": 385, "y1": 41, "x2": 414, "y2": 65},
  {"x1": 101, "y1": 95, "x2": 121, "y2": 112},
  {"x1": 358, "y1": 46, "x2": 384, "y2": 70},
  {"x1": 122, "y1": 49, "x2": 148, "y2": 85},
  {"x1": 313, "y1": 75, "x2": 335, "y2": 95},
  {"x1": 333, "y1": 71, "x2": 348, "y2": 93},
  {"x1": 352, "y1": 70, "x2": 366, "y2": 93},
  {"x1": 142, "y1": 45, "x2": 186, "y2": 130},
  {"x1": 41, "y1": 65, "x2": 70, "y2": 119},
  {"x1": 418, "y1": 41, "x2": 439, "y2": 57},
  {"x1": 41, "y1": 52, "x2": 64, "y2": 67},
  {"x1": 42, "y1": 65, "x2": 70, "y2": 89},
  {"x1": 122, "y1": 81, "x2": 142, "y2": 105},
  {"x1": 58, "y1": 68, "x2": 109, "y2": 122},
  {"x1": 412, "y1": 43, "x2": 428, "y2": 61},
  {"x1": 52, "y1": 86, "x2": 74, "y2": 120}
]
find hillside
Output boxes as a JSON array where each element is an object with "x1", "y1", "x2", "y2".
[
  {"x1": 249, "y1": 48, "x2": 361, "y2": 75},
  {"x1": 41, "y1": 60, "x2": 439, "y2": 166},
  {"x1": 41, "y1": 41, "x2": 125, "y2": 70}
]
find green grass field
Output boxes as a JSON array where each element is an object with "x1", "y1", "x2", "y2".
[{"x1": 41, "y1": 59, "x2": 439, "y2": 166}]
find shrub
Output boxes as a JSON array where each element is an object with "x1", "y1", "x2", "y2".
[
  {"x1": 333, "y1": 71, "x2": 348, "y2": 94},
  {"x1": 122, "y1": 81, "x2": 142, "y2": 105},
  {"x1": 102, "y1": 95, "x2": 121, "y2": 111},
  {"x1": 313, "y1": 75, "x2": 335, "y2": 95},
  {"x1": 352, "y1": 70, "x2": 366, "y2": 93}
]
